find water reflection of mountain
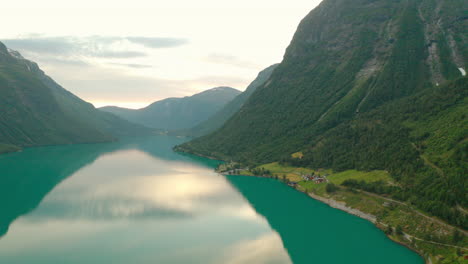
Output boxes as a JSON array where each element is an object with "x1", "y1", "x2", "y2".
[
  {"x1": 225, "y1": 175, "x2": 423, "y2": 264},
  {"x1": 0, "y1": 143, "x2": 104, "y2": 237},
  {"x1": 0, "y1": 136, "x2": 217, "y2": 238}
]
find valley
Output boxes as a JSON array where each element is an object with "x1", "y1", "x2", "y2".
[{"x1": 0, "y1": 0, "x2": 466, "y2": 263}]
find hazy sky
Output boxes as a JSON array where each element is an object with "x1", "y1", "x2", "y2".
[{"x1": 1, "y1": 0, "x2": 322, "y2": 108}]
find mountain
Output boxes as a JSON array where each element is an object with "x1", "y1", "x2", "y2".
[
  {"x1": 178, "y1": 0, "x2": 467, "y2": 228},
  {"x1": 0, "y1": 42, "x2": 152, "y2": 154},
  {"x1": 100, "y1": 87, "x2": 241, "y2": 130},
  {"x1": 180, "y1": 64, "x2": 278, "y2": 137}
]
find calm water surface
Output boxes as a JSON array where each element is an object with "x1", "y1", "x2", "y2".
[{"x1": 0, "y1": 136, "x2": 423, "y2": 264}]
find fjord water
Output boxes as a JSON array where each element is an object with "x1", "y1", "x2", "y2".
[{"x1": 0, "y1": 136, "x2": 422, "y2": 264}]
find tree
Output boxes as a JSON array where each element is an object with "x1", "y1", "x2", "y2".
[
  {"x1": 326, "y1": 183, "x2": 338, "y2": 193},
  {"x1": 385, "y1": 225, "x2": 393, "y2": 235},
  {"x1": 452, "y1": 229, "x2": 462, "y2": 243},
  {"x1": 396, "y1": 225, "x2": 403, "y2": 235}
]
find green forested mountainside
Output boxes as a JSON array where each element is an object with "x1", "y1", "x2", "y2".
[
  {"x1": 37, "y1": 67, "x2": 153, "y2": 138},
  {"x1": 180, "y1": 64, "x2": 278, "y2": 137},
  {"x1": 178, "y1": 0, "x2": 468, "y2": 227},
  {"x1": 285, "y1": 77, "x2": 468, "y2": 228},
  {"x1": 100, "y1": 87, "x2": 241, "y2": 131},
  {"x1": 0, "y1": 42, "x2": 152, "y2": 153},
  {"x1": 181, "y1": 0, "x2": 467, "y2": 161}
]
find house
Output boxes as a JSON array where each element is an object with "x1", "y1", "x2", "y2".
[{"x1": 313, "y1": 177, "x2": 326, "y2": 184}]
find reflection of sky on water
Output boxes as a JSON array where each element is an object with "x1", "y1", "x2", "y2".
[
  {"x1": 219, "y1": 233, "x2": 291, "y2": 264},
  {"x1": 27, "y1": 150, "x2": 257, "y2": 220},
  {"x1": 0, "y1": 147, "x2": 291, "y2": 264}
]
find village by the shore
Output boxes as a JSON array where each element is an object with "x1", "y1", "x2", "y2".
[{"x1": 215, "y1": 161, "x2": 467, "y2": 264}]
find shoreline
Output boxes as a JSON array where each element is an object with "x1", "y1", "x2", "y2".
[
  {"x1": 224, "y1": 172, "x2": 430, "y2": 264},
  {"x1": 306, "y1": 192, "x2": 377, "y2": 224},
  {"x1": 184, "y1": 153, "x2": 465, "y2": 263},
  {"x1": 305, "y1": 190, "x2": 428, "y2": 264}
]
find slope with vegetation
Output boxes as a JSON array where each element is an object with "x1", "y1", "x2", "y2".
[
  {"x1": 179, "y1": 0, "x2": 467, "y2": 224},
  {"x1": 285, "y1": 77, "x2": 468, "y2": 229},
  {"x1": 0, "y1": 42, "x2": 152, "y2": 154},
  {"x1": 177, "y1": 0, "x2": 467, "y2": 261},
  {"x1": 181, "y1": 0, "x2": 467, "y2": 161},
  {"x1": 181, "y1": 64, "x2": 278, "y2": 137}
]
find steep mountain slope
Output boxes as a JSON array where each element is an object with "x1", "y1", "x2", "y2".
[
  {"x1": 181, "y1": 0, "x2": 466, "y2": 162},
  {"x1": 37, "y1": 66, "x2": 153, "y2": 138},
  {"x1": 287, "y1": 77, "x2": 468, "y2": 228},
  {"x1": 183, "y1": 64, "x2": 278, "y2": 137},
  {"x1": 0, "y1": 42, "x2": 151, "y2": 153},
  {"x1": 100, "y1": 87, "x2": 241, "y2": 130},
  {"x1": 178, "y1": 0, "x2": 467, "y2": 227}
]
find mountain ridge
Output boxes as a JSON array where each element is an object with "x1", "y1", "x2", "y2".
[
  {"x1": 0, "y1": 42, "x2": 153, "y2": 153},
  {"x1": 100, "y1": 86, "x2": 241, "y2": 130},
  {"x1": 175, "y1": 64, "x2": 279, "y2": 137}
]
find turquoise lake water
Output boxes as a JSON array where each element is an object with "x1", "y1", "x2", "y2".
[{"x1": 0, "y1": 136, "x2": 423, "y2": 264}]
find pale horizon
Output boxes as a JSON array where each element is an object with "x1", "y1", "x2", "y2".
[{"x1": 1, "y1": 0, "x2": 322, "y2": 109}]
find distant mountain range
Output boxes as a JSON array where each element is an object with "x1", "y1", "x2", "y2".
[
  {"x1": 178, "y1": 0, "x2": 468, "y2": 230},
  {"x1": 179, "y1": 64, "x2": 278, "y2": 137},
  {"x1": 100, "y1": 87, "x2": 241, "y2": 131},
  {"x1": 0, "y1": 42, "x2": 153, "y2": 154}
]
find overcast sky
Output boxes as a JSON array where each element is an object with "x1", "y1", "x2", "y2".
[{"x1": 1, "y1": 0, "x2": 322, "y2": 109}]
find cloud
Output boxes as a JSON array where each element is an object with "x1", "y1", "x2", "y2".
[
  {"x1": 40, "y1": 57, "x2": 90, "y2": 66},
  {"x1": 3, "y1": 36, "x2": 147, "y2": 59},
  {"x1": 95, "y1": 51, "x2": 147, "y2": 58},
  {"x1": 26, "y1": 198, "x2": 193, "y2": 221},
  {"x1": 2, "y1": 35, "x2": 188, "y2": 59},
  {"x1": 3, "y1": 37, "x2": 77, "y2": 55},
  {"x1": 204, "y1": 53, "x2": 259, "y2": 69},
  {"x1": 110, "y1": 63, "x2": 153, "y2": 69},
  {"x1": 216, "y1": 233, "x2": 291, "y2": 264},
  {"x1": 127, "y1": 37, "x2": 188, "y2": 48}
]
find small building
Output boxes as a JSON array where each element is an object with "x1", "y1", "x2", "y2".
[{"x1": 314, "y1": 178, "x2": 325, "y2": 184}]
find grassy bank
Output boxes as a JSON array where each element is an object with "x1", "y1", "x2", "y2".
[{"x1": 223, "y1": 162, "x2": 467, "y2": 264}]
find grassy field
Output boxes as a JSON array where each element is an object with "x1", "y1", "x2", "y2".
[
  {"x1": 291, "y1": 152, "x2": 304, "y2": 159},
  {"x1": 299, "y1": 170, "x2": 392, "y2": 195},
  {"x1": 255, "y1": 162, "x2": 393, "y2": 194},
  {"x1": 327, "y1": 170, "x2": 392, "y2": 184},
  {"x1": 255, "y1": 162, "x2": 315, "y2": 182}
]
